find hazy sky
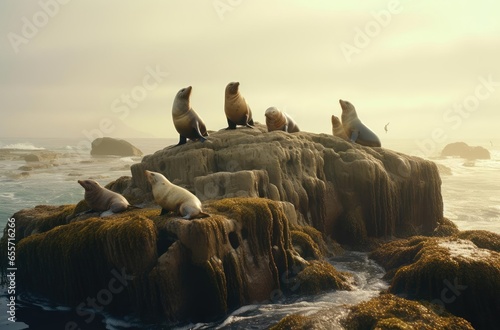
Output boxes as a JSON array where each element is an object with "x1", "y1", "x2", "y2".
[{"x1": 1, "y1": 1, "x2": 499, "y2": 146}]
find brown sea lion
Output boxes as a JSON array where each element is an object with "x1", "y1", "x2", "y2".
[
  {"x1": 224, "y1": 82, "x2": 254, "y2": 129},
  {"x1": 339, "y1": 99, "x2": 381, "y2": 147},
  {"x1": 78, "y1": 179, "x2": 131, "y2": 215},
  {"x1": 265, "y1": 107, "x2": 300, "y2": 133},
  {"x1": 172, "y1": 86, "x2": 208, "y2": 145},
  {"x1": 331, "y1": 115, "x2": 349, "y2": 140}
]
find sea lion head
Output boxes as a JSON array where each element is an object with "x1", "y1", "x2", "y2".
[
  {"x1": 78, "y1": 179, "x2": 102, "y2": 192},
  {"x1": 265, "y1": 107, "x2": 280, "y2": 120},
  {"x1": 176, "y1": 86, "x2": 192, "y2": 100},
  {"x1": 339, "y1": 99, "x2": 357, "y2": 115},
  {"x1": 145, "y1": 170, "x2": 170, "y2": 186},
  {"x1": 173, "y1": 86, "x2": 192, "y2": 116},
  {"x1": 331, "y1": 115, "x2": 342, "y2": 127},
  {"x1": 225, "y1": 82, "x2": 240, "y2": 95}
]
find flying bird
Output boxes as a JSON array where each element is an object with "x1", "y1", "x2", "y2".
[{"x1": 384, "y1": 122, "x2": 390, "y2": 133}]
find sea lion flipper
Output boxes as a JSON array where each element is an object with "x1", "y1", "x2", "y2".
[
  {"x1": 226, "y1": 118, "x2": 237, "y2": 130},
  {"x1": 244, "y1": 114, "x2": 254, "y2": 128},
  {"x1": 350, "y1": 130, "x2": 359, "y2": 142},
  {"x1": 176, "y1": 135, "x2": 187, "y2": 146},
  {"x1": 100, "y1": 210, "x2": 114, "y2": 217},
  {"x1": 193, "y1": 120, "x2": 207, "y2": 141}
]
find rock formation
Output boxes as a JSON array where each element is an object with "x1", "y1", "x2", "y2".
[
  {"x1": 370, "y1": 233, "x2": 500, "y2": 329},
  {"x1": 441, "y1": 142, "x2": 490, "y2": 160},
  {"x1": 0, "y1": 126, "x2": 451, "y2": 325},
  {"x1": 342, "y1": 294, "x2": 474, "y2": 330},
  {"x1": 2, "y1": 198, "x2": 352, "y2": 325},
  {"x1": 124, "y1": 124, "x2": 443, "y2": 246},
  {"x1": 90, "y1": 137, "x2": 143, "y2": 157}
]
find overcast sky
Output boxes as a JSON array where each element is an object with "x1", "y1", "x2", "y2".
[{"x1": 1, "y1": 0, "x2": 499, "y2": 145}]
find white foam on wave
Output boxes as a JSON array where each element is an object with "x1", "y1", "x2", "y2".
[
  {"x1": 439, "y1": 239, "x2": 491, "y2": 260},
  {"x1": 0, "y1": 142, "x2": 45, "y2": 150}
]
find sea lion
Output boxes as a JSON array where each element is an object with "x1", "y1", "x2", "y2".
[
  {"x1": 145, "y1": 170, "x2": 209, "y2": 220},
  {"x1": 78, "y1": 179, "x2": 131, "y2": 216},
  {"x1": 265, "y1": 107, "x2": 300, "y2": 133},
  {"x1": 331, "y1": 115, "x2": 349, "y2": 140},
  {"x1": 224, "y1": 82, "x2": 254, "y2": 129},
  {"x1": 339, "y1": 99, "x2": 381, "y2": 147},
  {"x1": 172, "y1": 86, "x2": 209, "y2": 145}
]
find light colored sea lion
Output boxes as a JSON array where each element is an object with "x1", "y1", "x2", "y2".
[
  {"x1": 172, "y1": 86, "x2": 209, "y2": 145},
  {"x1": 78, "y1": 179, "x2": 131, "y2": 216},
  {"x1": 224, "y1": 82, "x2": 254, "y2": 129},
  {"x1": 331, "y1": 115, "x2": 349, "y2": 140},
  {"x1": 145, "y1": 170, "x2": 209, "y2": 219},
  {"x1": 339, "y1": 99, "x2": 381, "y2": 147},
  {"x1": 265, "y1": 107, "x2": 300, "y2": 133}
]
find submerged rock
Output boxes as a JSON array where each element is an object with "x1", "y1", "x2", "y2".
[
  {"x1": 370, "y1": 236, "x2": 500, "y2": 329},
  {"x1": 1, "y1": 198, "x2": 352, "y2": 324},
  {"x1": 90, "y1": 137, "x2": 143, "y2": 157},
  {"x1": 441, "y1": 142, "x2": 490, "y2": 160},
  {"x1": 124, "y1": 124, "x2": 443, "y2": 246}
]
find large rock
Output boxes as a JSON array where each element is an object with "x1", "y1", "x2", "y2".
[
  {"x1": 370, "y1": 234, "x2": 500, "y2": 329},
  {"x1": 342, "y1": 294, "x2": 474, "y2": 330},
  {"x1": 90, "y1": 137, "x2": 143, "y2": 157},
  {"x1": 125, "y1": 125, "x2": 443, "y2": 246},
  {"x1": 441, "y1": 142, "x2": 490, "y2": 160},
  {"x1": 2, "y1": 198, "x2": 352, "y2": 325}
]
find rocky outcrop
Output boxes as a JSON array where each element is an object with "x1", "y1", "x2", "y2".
[
  {"x1": 342, "y1": 294, "x2": 474, "y2": 330},
  {"x1": 270, "y1": 293, "x2": 473, "y2": 329},
  {"x1": 124, "y1": 125, "x2": 443, "y2": 247},
  {"x1": 3, "y1": 198, "x2": 352, "y2": 325},
  {"x1": 441, "y1": 142, "x2": 490, "y2": 160},
  {"x1": 370, "y1": 235, "x2": 500, "y2": 329},
  {"x1": 90, "y1": 137, "x2": 143, "y2": 157}
]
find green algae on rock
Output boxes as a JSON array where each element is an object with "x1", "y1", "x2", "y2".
[
  {"x1": 370, "y1": 236, "x2": 500, "y2": 329},
  {"x1": 342, "y1": 294, "x2": 474, "y2": 330}
]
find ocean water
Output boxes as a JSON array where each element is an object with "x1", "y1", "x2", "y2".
[{"x1": 0, "y1": 137, "x2": 499, "y2": 329}]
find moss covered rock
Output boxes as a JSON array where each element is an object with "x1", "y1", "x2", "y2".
[
  {"x1": 457, "y1": 230, "x2": 500, "y2": 252},
  {"x1": 370, "y1": 236, "x2": 500, "y2": 329},
  {"x1": 343, "y1": 294, "x2": 473, "y2": 330},
  {"x1": 123, "y1": 124, "x2": 443, "y2": 246},
  {"x1": 1, "y1": 197, "x2": 352, "y2": 324}
]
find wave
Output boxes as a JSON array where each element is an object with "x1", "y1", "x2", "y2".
[{"x1": 0, "y1": 142, "x2": 45, "y2": 150}]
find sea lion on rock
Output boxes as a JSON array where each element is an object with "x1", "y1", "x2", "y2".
[
  {"x1": 172, "y1": 86, "x2": 209, "y2": 145},
  {"x1": 145, "y1": 170, "x2": 209, "y2": 219},
  {"x1": 224, "y1": 82, "x2": 254, "y2": 129},
  {"x1": 265, "y1": 107, "x2": 300, "y2": 133},
  {"x1": 78, "y1": 179, "x2": 132, "y2": 216},
  {"x1": 339, "y1": 99, "x2": 381, "y2": 147},
  {"x1": 331, "y1": 115, "x2": 349, "y2": 140}
]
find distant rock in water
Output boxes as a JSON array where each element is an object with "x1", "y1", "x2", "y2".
[
  {"x1": 90, "y1": 137, "x2": 142, "y2": 157},
  {"x1": 441, "y1": 142, "x2": 490, "y2": 160}
]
